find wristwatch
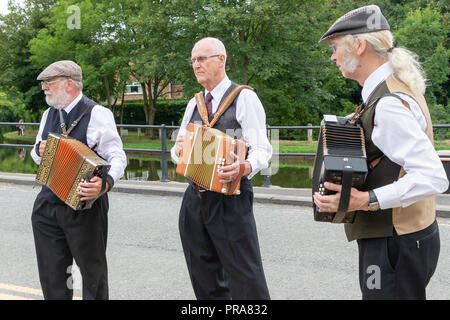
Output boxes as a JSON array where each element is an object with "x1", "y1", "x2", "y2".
[{"x1": 367, "y1": 190, "x2": 380, "y2": 211}]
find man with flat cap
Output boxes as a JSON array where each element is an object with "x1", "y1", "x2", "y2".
[
  {"x1": 313, "y1": 5, "x2": 448, "y2": 299},
  {"x1": 31, "y1": 60, "x2": 127, "y2": 299}
]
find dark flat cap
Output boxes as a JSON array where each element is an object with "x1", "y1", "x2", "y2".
[
  {"x1": 37, "y1": 60, "x2": 82, "y2": 82},
  {"x1": 319, "y1": 5, "x2": 390, "y2": 44}
]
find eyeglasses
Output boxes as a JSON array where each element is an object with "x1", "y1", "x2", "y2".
[
  {"x1": 40, "y1": 77, "x2": 67, "y2": 87},
  {"x1": 188, "y1": 54, "x2": 220, "y2": 66},
  {"x1": 329, "y1": 43, "x2": 338, "y2": 54},
  {"x1": 329, "y1": 36, "x2": 358, "y2": 54}
]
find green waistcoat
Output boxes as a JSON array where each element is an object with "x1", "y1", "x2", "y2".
[{"x1": 344, "y1": 81, "x2": 401, "y2": 241}]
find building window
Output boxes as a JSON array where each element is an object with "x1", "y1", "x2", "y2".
[{"x1": 125, "y1": 82, "x2": 143, "y2": 95}]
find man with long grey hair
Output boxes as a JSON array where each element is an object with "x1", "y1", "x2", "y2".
[{"x1": 313, "y1": 5, "x2": 448, "y2": 299}]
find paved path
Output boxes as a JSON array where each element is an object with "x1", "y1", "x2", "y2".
[
  {"x1": 0, "y1": 172, "x2": 449, "y2": 216},
  {"x1": 0, "y1": 177, "x2": 448, "y2": 300}
]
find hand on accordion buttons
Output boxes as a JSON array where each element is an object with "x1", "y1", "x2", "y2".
[
  {"x1": 218, "y1": 152, "x2": 241, "y2": 184},
  {"x1": 76, "y1": 176, "x2": 108, "y2": 201},
  {"x1": 313, "y1": 181, "x2": 370, "y2": 212},
  {"x1": 174, "y1": 134, "x2": 185, "y2": 157},
  {"x1": 39, "y1": 140, "x2": 47, "y2": 157}
]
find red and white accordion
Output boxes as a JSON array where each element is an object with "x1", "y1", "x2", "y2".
[
  {"x1": 176, "y1": 123, "x2": 248, "y2": 195},
  {"x1": 35, "y1": 133, "x2": 111, "y2": 210}
]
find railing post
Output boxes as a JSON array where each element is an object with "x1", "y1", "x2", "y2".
[
  {"x1": 160, "y1": 124, "x2": 170, "y2": 182},
  {"x1": 307, "y1": 123, "x2": 313, "y2": 142},
  {"x1": 263, "y1": 125, "x2": 272, "y2": 187}
]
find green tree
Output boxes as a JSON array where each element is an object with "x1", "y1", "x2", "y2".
[
  {"x1": 125, "y1": 0, "x2": 193, "y2": 131},
  {"x1": 28, "y1": 0, "x2": 130, "y2": 110},
  {"x1": 395, "y1": 6, "x2": 449, "y2": 109},
  {"x1": 0, "y1": 0, "x2": 56, "y2": 121}
]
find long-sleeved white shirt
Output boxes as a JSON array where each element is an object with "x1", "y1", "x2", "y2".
[
  {"x1": 362, "y1": 62, "x2": 449, "y2": 209},
  {"x1": 31, "y1": 92, "x2": 127, "y2": 183},
  {"x1": 171, "y1": 76, "x2": 272, "y2": 179}
]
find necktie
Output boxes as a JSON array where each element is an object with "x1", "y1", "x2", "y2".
[
  {"x1": 62, "y1": 109, "x2": 68, "y2": 123},
  {"x1": 205, "y1": 92, "x2": 213, "y2": 117},
  {"x1": 59, "y1": 109, "x2": 68, "y2": 133}
]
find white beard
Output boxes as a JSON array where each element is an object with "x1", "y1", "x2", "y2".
[
  {"x1": 45, "y1": 83, "x2": 71, "y2": 110},
  {"x1": 342, "y1": 52, "x2": 359, "y2": 74}
]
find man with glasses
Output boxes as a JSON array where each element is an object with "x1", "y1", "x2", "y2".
[
  {"x1": 171, "y1": 37, "x2": 272, "y2": 299},
  {"x1": 313, "y1": 5, "x2": 448, "y2": 299},
  {"x1": 31, "y1": 60, "x2": 127, "y2": 299}
]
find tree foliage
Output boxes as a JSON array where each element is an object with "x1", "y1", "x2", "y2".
[{"x1": 0, "y1": 0, "x2": 448, "y2": 127}]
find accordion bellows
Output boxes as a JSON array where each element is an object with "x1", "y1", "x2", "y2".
[
  {"x1": 312, "y1": 116, "x2": 368, "y2": 223},
  {"x1": 176, "y1": 123, "x2": 248, "y2": 195},
  {"x1": 36, "y1": 133, "x2": 111, "y2": 210}
]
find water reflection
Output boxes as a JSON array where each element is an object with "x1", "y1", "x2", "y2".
[
  {"x1": 18, "y1": 148, "x2": 26, "y2": 160},
  {"x1": 0, "y1": 148, "x2": 313, "y2": 188}
]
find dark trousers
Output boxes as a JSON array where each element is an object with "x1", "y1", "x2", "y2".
[
  {"x1": 357, "y1": 220, "x2": 440, "y2": 300},
  {"x1": 31, "y1": 193, "x2": 109, "y2": 300},
  {"x1": 179, "y1": 179, "x2": 270, "y2": 300}
]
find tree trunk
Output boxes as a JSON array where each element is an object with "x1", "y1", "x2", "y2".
[
  {"x1": 119, "y1": 89, "x2": 125, "y2": 124},
  {"x1": 104, "y1": 76, "x2": 112, "y2": 108}
]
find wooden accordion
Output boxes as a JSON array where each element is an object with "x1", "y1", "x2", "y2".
[
  {"x1": 36, "y1": 133, "x2": 111, "y2": 210},
  {"x1": 312, "y1": 115, "x2": 368, "y2": 223},
  {"x1": 176, "y1": 123, "x2": 248, "y2": 195}
]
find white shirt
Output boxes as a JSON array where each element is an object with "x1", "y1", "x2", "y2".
[
  {"x1": 31, "y1": 92, "x2": 127, "y2": 183},
  {"x1": 362, "y1": 62, "x2": 449, "y2": 209},
  {"x1": 171, "y1": 76, "x2": 272, "y2": 179}
]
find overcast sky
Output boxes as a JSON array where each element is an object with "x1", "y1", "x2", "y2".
[
  {"x1": 0, "y1": 0, "x2": 25, "y2": 15},
  {"x1": 0, "y1": 1, "x2": 9, "y2": 15}
]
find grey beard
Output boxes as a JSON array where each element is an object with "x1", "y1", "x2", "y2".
[
  {"x1": 45, "y1": 94, "x2": 71, "y2": 110},
  {"x1": 343, "y1": 53, "x2": 359, "y2": 74}
]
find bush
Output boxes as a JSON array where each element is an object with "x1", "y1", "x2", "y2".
[{"x1": 117, "y1": 98, "x2": 189, "y2": 125}]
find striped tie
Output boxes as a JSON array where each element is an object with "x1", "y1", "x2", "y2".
[{"x1": 205, "y1": 92, "x2": 213, "y2": 117}]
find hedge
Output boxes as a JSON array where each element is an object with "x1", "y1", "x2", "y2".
[{"x1": 116, "y1": 98, "x2": 189, "y2": 125}]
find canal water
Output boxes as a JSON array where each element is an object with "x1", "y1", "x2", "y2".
[
  {"x1": 0, "y1": 146, "x2": 314, "y2": 188},
  {"x1": 0, "y1": 126, "x2": 314, "y2": 188}
]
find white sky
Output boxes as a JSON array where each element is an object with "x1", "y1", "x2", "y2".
[
  {"x1": 0, "y1": 1, "x2": 9, "y2": 15},
  {"x1": 0, "y1": 0, "x2": 25, "y2": 15}
]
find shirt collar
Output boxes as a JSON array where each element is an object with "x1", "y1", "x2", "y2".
[
  {"x1": 361, "y1": 62, "x2": 393, "y2": 103},
  {"x1": 205, "y1": 76, "x2": 230, "y2": 102},
  {"x1": 63, "y1": 92, "x2": 83, "y2": 114}
]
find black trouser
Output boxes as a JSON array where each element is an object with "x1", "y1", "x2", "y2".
[
  {"x1": 357, "y1": 220, "x2": 440, "y2": 300},
  {"x1": 179, "y1": 179, "x2": 270, "y2": 300},
  {"x1": 31, "y1": 193, "x2": 109, "y2": 300}
]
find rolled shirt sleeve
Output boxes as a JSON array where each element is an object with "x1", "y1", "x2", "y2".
[
  {"x1": 372, "y1": 95, "x2": 449, "y2": 209},
  {"x1": 87, "y1": 105, "x2": 127, "y2": 183},
  {"x1": 235, "y1": 89, "x2": 272, "y2": 179}
]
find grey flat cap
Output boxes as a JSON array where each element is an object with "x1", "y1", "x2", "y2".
[
  {"x1": 37, "y1": 60, "x2": 82, "y2": 82},
  {"x1": 319, "y1": 5, "x2": 390, "y2": 44}
]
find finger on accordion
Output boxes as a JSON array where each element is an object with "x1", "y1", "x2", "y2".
[{"x1": 323, "y1": 181, "x2": 342, "y2": 192}]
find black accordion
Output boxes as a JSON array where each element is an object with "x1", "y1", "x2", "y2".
[{"x1": 312, "y1": 115, "x2": 368, "y2": 223}]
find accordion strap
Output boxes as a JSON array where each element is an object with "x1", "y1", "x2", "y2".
[
  {"x1": 62, "y1": 104, "x2": 94, "y2": 136},
  {"x1": 332, "y1": 166, "x2": 354, "y2": 223},
  {"x1": 195, "y1": 85, "x2": 254, "y2": 127}
]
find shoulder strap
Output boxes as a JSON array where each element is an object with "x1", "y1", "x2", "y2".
[
  {"x1": 194, "y1": 85, "x2": 254, "y2": 127},
  {"x1": 194, "y1": 92, "x2": 210, "y2": 126},
  {"x1": 64, "y1": 104, "x2": 94, "y2": 136},
  {"x1": 352, "y1": 92, "x2": 408, "y2": 125}
]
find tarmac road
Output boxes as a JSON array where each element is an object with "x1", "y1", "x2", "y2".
[{"x1": 0, "y1": 182, "x2": 448, "y2": 300}]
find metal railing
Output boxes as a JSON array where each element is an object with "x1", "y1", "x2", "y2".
[{"x1": 1, "y1": 122, "x2": 449, "y2": 185}]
